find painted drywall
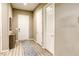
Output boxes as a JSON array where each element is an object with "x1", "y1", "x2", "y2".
[
  {"x1": 55, "y1": 3, "x2": 79, "y2": 56},
  {"x1": 12, "y1": 9, "x2": 33, "y2": 40}
]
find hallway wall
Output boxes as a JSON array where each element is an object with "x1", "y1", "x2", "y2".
[
  {"x1": 55, "y1": 3, "x2": 79, "y2": 56},
  {"x1": 12, "y1": 9, "x2": 33, "y2": 40}
]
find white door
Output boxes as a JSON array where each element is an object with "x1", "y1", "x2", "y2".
[
  {"x1": 18, "y1": 15, "x2": 29, "y2": 40},
  {"x1": 36, "y1": 8, "x2": 43, "y2": 46},
  {"x1": 45, "y1": 4, "x2": 54, "y2": 54}
]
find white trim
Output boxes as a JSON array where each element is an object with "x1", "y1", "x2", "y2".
[
  {"x1": 1, "y1": 49, "x2": 9, "y2": 53},
  {"x1": 34, "y1": 39, "x2": 53, "y2": 55},
  {"x1": 0, "y1": 3, "x2": 2, "y2": 52},
  {"x1": 17, "y1": 38, "x2": 34, "y2": 42},
  {"x1": 42, "y1": 46, "x2": 45, "y2": 49},
  {"x1": 53, "y1": 3, "x2": 55, "y2": 56}
]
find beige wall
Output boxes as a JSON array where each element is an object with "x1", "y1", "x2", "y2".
[
  {"x1": 55, "y1": 3, "x2": 79, "y2": 56},
  {"x1": 12, "y1": 9, "x2": 33, "y2": 39}
]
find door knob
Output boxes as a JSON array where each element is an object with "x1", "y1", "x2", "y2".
[{"x1": 18, "y1": 28, "x2": 20, "y2": 32}]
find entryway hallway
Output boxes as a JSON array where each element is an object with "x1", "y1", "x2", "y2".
[
  {"x1": 0, "y1": 40, "x2": 52, "y2": 56},
  {"x1": 0, "y1": 3, "x2": 54, "y2": 56}
]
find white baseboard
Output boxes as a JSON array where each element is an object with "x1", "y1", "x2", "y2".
[
  {"x1": 42, "y1": 46, "x2": 45, "y2": 49},
  {"x1": 33, "y1": 39, "x2": 36, "y2": 42},
  {"x1": 17, "y1": 38, "x2": 34, "y2": 41},
  {"x1": 0, "y1": 49, "x2": 9, "y2": 53}
]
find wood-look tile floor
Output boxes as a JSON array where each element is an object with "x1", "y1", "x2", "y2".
[{"x1": 0, "y1": 40, "x2": 53, "y2": 56}]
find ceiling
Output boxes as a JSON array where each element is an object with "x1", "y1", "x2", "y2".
[{"x1": 11, "y1": 3, "x2": 39, "y2": 11}]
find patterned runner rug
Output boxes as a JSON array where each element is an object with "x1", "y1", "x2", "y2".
[{"x1": 20, "y1": 40, "x2": 38, "y2": 56}]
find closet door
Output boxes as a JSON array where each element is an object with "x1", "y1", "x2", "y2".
[{"x1": 45, "y1": 4, "x2": 55, "y2": 54}]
